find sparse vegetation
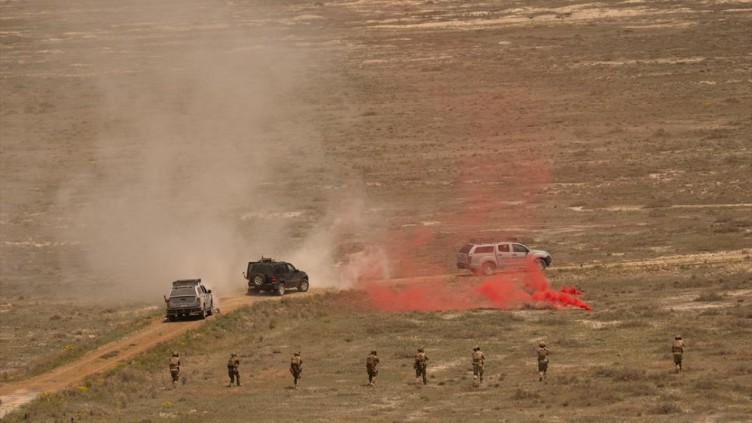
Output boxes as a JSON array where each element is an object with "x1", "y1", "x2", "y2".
[
  {"x1": 0, "y1": 303, "x2": 161, "y2": 382},
  {"x1": 5, "y1": 265, "x2": 752, "y2": 422},
  {"x1": 1, "y1": 0, "x2": 750, "y2": 421}
]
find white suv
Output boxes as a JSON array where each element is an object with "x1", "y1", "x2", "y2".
[{"x1": 456, "y1": 240, "x2": 552, "y2": 275}]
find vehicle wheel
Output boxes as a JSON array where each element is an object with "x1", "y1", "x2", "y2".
[
  {"x1": 200, "y1": 308, "x2": 207, "y2": 320},
  {"x1": 481, "y1": 262, "x2": 496, "y2": 276},
  {"x1": 207, "y1": 300, "x2": 213, "y2": 316},
  {"x1": 253, "y1": 274, "x2": 264, "y2": 287},
  {"x1": 298, "y1": 279, "x2": 309, "y2": 292},
  {"x1": 277, "y1": 283, "x2": 286, "y2": 296},
  {"x1": 168, "y1": 315, "x2": 176, "y2": 322},
  {"x1": 535, "y1": 259, "x2": 547, "y2": 271}
]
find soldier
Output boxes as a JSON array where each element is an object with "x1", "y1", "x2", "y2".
[
  {"x1": 227, "y1": 352, "x2": 241, "y2": 386},
  {"x1": 366, "y1": 350, "x2": 380, "y2": 386},
  {"x1": 672, "y1": 335, "x2": 686, "y2": 373},
  {"x1": 414, "y1": 347, "x2": 429, "y2": 385},
  {"x1": 536, "y1": 341, "x2": 549, "y2": 381},
  {"x1": 472, "y1": 346, "x2": 485, "y2": 385},
  {"x1": 290, "y1": 351, "x2": 303, "y2": 389},
  {"x1": 169, "y1": 351, "x2": 181, "y2": 387}
]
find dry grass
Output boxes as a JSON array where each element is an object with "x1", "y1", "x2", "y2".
[
  {"x1": 0, "y1": 301, "x2": 160, "y2": 383},
  {"x1": 1, "y1": 0, "x2": 751, "y2": 421},
  {"x1": 6, "y1": 265, "x2": 752, "y2": 422}
]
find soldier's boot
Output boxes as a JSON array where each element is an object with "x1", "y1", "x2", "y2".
[
  {"x1": 539, "y1": 372, "x2": 543, "y2": 381},
  {"x1": 473, "y1": 375, "x2": 478, "y2": 385},
  {"x1": 372, "y1": 376, "x2": 376, "y2": 386}
]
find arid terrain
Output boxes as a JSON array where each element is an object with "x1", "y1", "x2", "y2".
[{"x1": 1, "y1": 0, "x2": 750, "y2": 421}]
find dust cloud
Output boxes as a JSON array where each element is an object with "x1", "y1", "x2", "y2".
[
  {"x1": 49, "y1": 3, "x2": 551, "y2": 304},
  {"x1": 52, "y1": 4, "x2": 371, "y2": 302}
]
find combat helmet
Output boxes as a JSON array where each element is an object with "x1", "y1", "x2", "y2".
[
  {"x1": 539, "y1": 341, "x2": 546, "y2": 347},
  {"x1": 371, "y1": 350, "x2": 377, "y2": 355},
  {"x1": 417, "y1": 347, "x2": 424, "y2": 352},
  {"x1": 675, "y1": 335, "x2": 682, "y2": 340},
  {"x1": 172, "y1": 351, "x2": 179, "y2": 357},
  {"x1": 473, "y1": 345, "x2": 480, "y2": 351}
]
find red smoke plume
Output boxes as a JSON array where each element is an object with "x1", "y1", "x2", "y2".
[
  {"x1": 560, "y1": 284, "x2": 583, "y2": 295},
  {"x1": 360, "y1": 257, "x2": 590, "y2": 312},
  {"x1": 347, "y1": 123, "x2": 591, "y2": 312}
]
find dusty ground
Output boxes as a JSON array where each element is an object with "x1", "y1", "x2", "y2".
[
  {"x1": 4, "y1": 264, "x2": 752, "y2": 422},
  {"x1": 1, "y1": 0, "x2": 750, "y2": 421},
  {"x1": 0, "y1": 288, "x2": 325, "y2": 417}
]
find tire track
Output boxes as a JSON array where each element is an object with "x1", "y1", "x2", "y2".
[
  {"x1": 0, "y1": 290, "x2": 321, "y2": 418},
  {"x1": 0, "y1": 250, "x2": 747, "y2": 417}
]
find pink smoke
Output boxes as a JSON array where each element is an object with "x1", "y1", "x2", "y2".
[
  {"x1": 363, "y1": 280, "x2": 477, "y2": 312},
  {"x1": 344, "y1": 121, "x2": 588, "y2": 311},
  {"x1": 359, "y1": 257, "x2": 590, "y2": 312}
]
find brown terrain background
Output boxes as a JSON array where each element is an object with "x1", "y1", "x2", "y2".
[{"x1": 1, "y1": 0, "x2": 750, "y2": 421}]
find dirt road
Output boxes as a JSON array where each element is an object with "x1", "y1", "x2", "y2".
[
  {"x1": 555, "y1": 249, "x2": 749, "y2": 270},
  {"x1": 3, "y1": 250, "x2": 747, "y2": 417},
  {"x1": 0, "y1": 290, "x2": 322, "y2": 418}
]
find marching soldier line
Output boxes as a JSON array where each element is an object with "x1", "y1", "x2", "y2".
[{"x1": 167, "y1": 336, "x2": 686, "y2": 389}]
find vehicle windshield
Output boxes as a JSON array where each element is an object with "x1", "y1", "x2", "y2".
[
  {"x1": 170, "y1": 287, "x2": 196, "y2": 297},
  {"x1": 459, "y1": 244, "x2": 474, "y2": 254}
]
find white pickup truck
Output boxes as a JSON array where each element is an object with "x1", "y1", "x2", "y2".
[{"x1": 456, "y1": 240, "x2": 552, "y2": 275}]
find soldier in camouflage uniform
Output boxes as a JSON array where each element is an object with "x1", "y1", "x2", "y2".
[
  {"x1": 536, "y1": 342, "x2": 549, "y2": 381},
  {"x1": 290, "y1": 351, "x2": 303, "y2": 389},
  {"x1": 169, "y1": 351, "x2": 181, "y2": 387},
  {"x1": 472, "y1": 346, "x2": 485, "y2": 385},
  {"x1": 227, "y1": 352, "x2": 241, "y2": 387},
  {"x1": 414, "y1": 347, "x2": 428, "y2": 385},
  {"x1": 672, "y1": 335, "x2": 686, "y2": 373},
  {"x1": 366, "y1": 350, "x2": 380, "y2": 386}
]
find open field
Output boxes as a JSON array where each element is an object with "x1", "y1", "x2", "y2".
[
  {"x1": 4, "y1": 264, "x2": 752, "y2": 422},
  {"x1": 1, "y1": 0, "x2": 750, "y2": 421}
]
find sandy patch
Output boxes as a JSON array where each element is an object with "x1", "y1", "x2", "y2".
[
  {"x1": 240, "y1": 211, "x2": 304, "y2": 220},
  {"x1": 579, "y1": 320, "x2": 622, "y2": 329},
  {"x1": 429, "y1": 358, "x2": 465, "y2": 373},
  {"x1": 0, "y1": 389, "x2": 41, "y2": 419},
  {"x1": 368, "y1": 3, "x2": 699, "y2": 30},
  {"x1": 567, "y1": 203, "x2": 752, "y2": 212}
]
